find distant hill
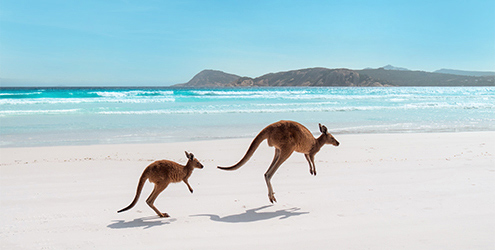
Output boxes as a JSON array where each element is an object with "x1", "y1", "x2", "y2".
[
  {"x1": 434, "y1": 69, "x2": 495, "y2": 77},
  {"x1": 229, "y1": 68, "x2": 387, "y2": 87},
  {"x1": 174, "y1": 69, "x2": 240, "y2": 87},
  {"x1": 381, "y1": 65, "x2": 410, "y2": 71},
  {"x1": 174, "y1": 67, "x2": 495, "y2": 87},
  {"x1": 176, "y1": 68, "x2": 389, "y2": 87},
  {"x1": 358, "y1": 68, "x2": 495, "y2": 86}
]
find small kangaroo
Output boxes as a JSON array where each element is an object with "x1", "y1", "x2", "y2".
[
  {"x1": 118, "y1": 151, "x2": 204, "y2": 217},
  {"x1": 218, "y1": 120, "x2": 339, "y2": 203}
]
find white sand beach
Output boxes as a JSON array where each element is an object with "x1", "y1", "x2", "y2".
[{"x1": 1, "y1": 132, "x2": 494, "y2": 249}]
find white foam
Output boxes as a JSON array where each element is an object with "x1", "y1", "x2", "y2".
[{"x1": 0, "y1": 109, "x2": 81, "y2": 116}]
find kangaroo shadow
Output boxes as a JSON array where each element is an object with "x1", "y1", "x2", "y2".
[
  {"x1": 108, "y1": 216, "x2": 177, "y2": 229},
  {"x1": 192, "y1": 205, "x2": 309, "y2": 223}
]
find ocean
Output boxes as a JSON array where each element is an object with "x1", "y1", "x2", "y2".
[{"x1": 1, "y1": 87, "x2": 494, "y2": 147}]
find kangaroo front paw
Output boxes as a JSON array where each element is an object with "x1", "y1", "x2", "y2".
[{"x1": 310, "y1": 168, "x2": 317, "y2": 176}]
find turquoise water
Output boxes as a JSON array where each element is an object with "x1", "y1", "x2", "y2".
[{"x1": 1, "y1": 87, "x2": 494, "y2": 147}]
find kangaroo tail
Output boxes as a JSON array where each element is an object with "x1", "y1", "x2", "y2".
[
  {"x1": 218, "y1": 129, "x2": 268, "y2": 171},
  {"x1": 117, "y1": 169, "x2": 148, "y2": 213}
]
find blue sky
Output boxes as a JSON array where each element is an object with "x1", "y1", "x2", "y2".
[{"x1": 1, "y1": 0, "x2": 494, "y2": 86}]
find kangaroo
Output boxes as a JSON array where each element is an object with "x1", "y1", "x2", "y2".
[
  {"x1": 218, "y1": 120, "x2": 339, "y2": 203},
  {"x1": 118, "y1": 151, "x2": 204, "y2": 218}
]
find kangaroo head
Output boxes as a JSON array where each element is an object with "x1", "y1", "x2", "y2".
[
  {"x1": 185, "y1": 151, "x2": 204, "y2": 169},
  {"x1": 319, "y1": 123, "x2": 340, "y2": 147}
]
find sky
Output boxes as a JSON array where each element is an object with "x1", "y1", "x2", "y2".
[{"x1": 0, "y1": 0, "x2": 494, "y2": 86}]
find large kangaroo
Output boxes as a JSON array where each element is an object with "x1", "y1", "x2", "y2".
[
  {"x1": 118, "y1": 151, "x2": 204, "y2": 217},
  {"x1": 218, "y1": 120, "x2": 339, "y2": 203}
]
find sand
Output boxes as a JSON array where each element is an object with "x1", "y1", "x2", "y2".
[{"x1": 1, "y1": 132, "x2": 494, "y2": 249}]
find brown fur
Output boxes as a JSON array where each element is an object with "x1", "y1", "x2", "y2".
[
  {"x1": 218, "y1": 120, "x2": 339, "y2": 203},
  {"x1": 118, "y1": 151, "x2": 204, "y2": 217}
]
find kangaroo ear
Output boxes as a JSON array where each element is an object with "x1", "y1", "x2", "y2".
[
  {"x1": 319, "y1": 123, "x2": 328, "y2": 134},
  {"x1": 185, "y1": 151, "x2": 194, "y2": 160}
]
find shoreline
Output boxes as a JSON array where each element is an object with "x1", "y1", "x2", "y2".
[
  {"x1": 1, "y1": 131, "x2": 494, "y2": 249},
  {"x1": 2, "y1": 129, "x2": 495, "y2": 149}
]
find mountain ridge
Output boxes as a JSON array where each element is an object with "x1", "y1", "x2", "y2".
[
  {"x1": 174, "y1": 66, "x2": 495, "y2": 87},
  {"x1": 174, "y1": 69, "x2": 240, "y2": 87},
  {"x1": 229, "y1": 68, "x2": 387, "y2": 87},
  {"x1": 433, "y1": 69, "x2": 495, "y2": 77}
]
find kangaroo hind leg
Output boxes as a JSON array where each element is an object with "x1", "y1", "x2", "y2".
[
  {"x1": 146, "y1": 182, "x2": 169, "y2": 217},
  {"x1": 264, "y1": 148, "x2": 293, "y2": 203}
]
